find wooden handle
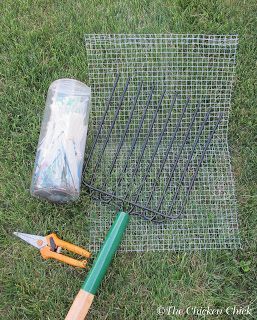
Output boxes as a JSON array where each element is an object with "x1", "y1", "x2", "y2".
[
  {"x1": 65, "y1": 290, "x2": 94, "y2": 320},
  {"x1": 65, "y1": 212, "x2": 130, "y2": 319}
]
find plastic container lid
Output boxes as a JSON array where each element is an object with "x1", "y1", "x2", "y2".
[{"x1": 49, "y1": 78, "x2": 91, "y2": 96}]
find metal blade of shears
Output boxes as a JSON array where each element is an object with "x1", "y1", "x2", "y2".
[{"x1": 13, "y1": 232, "x2": 47, "y2": 249}]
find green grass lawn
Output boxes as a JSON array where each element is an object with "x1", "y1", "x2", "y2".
[{"x1": 1, "y1": 0, "x2": 256, "y2": 319}]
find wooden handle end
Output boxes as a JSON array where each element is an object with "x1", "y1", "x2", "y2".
[{"x1": 65, "y1": 290, "x2": 94, "y2": 320}]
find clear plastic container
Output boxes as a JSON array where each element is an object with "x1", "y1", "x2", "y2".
[{"x1": 30, "y1": 79, "x2": 91, "y2": 203}]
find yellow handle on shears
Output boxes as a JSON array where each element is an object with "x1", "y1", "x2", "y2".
[
  {"x1": 40, "y1": 233, "x2": 91, "y2": 268},
  {"x1": 40, "y1": 246, "x2": 88, "y2": 268},
  {"x1": 46, "y1": 233, "x2": 91, "y2": 258}
]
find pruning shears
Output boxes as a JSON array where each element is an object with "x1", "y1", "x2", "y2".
[{"x1": 13, "y1": 232, "x2": 91, "y2": 268}]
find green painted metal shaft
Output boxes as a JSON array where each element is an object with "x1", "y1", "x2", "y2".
[{"x1": 82, "y1": 211, "x2": 129, "y2": 294}]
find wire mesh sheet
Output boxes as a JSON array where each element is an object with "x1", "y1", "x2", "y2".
[{"x1": 84, "y1": 34, "x2": 241, "y2": 251}]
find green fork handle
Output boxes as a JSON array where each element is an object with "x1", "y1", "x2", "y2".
[{"x1": 65, "y1": 211, "x2": 130, "y2": 320}]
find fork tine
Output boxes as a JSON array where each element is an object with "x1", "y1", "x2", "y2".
[
  {"x1": 88, "y1": 76, "x2": 131, "y2": 185},
  {"x1": 176, "y1": 113, "x2": 224, "y2": 215},
  {"x1": 143, "y1": 96, "x2": 190, "y2": 211},
  {"x1": 83, "y1": 73, "x2": 120, "y2": 171},
  {"x1": 156, "y1": 101, "x2": 201, "y2": 212},
  {"x1": 129, "y1": 93, "x2": 178, "y2": 210},
  {"x1": 167, "y1": 107, "x2": 213, "y2": 214},
  {"x1": 116, "y1": 83, "x2": 156, "y2": 187}
]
